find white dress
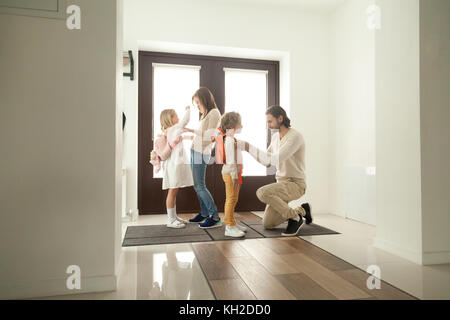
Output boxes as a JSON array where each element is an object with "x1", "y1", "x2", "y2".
[{"x1": 162, "y1": 110, "x2": 194, "y2": 190}]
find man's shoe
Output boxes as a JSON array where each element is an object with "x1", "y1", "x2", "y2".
[
  {"x1": 189, "y1": 213, "x2": 207, "y2": 223},
  {"x1": 281, "y1": 215, "x2": 304, "y2": 237},
  {"x1": 302, "y1": 203, "x2": 313, "y2": 225},
  {"x1": 199, "y1": 217, "x2": 223, "y2": 229}
]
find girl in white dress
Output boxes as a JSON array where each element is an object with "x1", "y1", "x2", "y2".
[{"x1": 160, "y1": 106, "x2": 194, "y2": 228}]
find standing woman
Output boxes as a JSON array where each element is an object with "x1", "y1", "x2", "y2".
[{"x1": 184, "y1": 87, "x2": 222, "y2": 229}]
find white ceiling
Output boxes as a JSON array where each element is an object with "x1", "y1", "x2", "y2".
[{"x1": 212, "y1": 0, "x2": 348, "y2": 13}]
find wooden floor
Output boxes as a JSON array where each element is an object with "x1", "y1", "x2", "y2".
[{"x1": 179, "y1": 212, "x2": 417, "y2": 300}]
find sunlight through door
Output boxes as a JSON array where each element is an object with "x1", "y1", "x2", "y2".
[
  {"x1": 152, "y1": 64, "x2": 200, "y2": 178},
  {"x1": 225, "y1": 68, "x2": 268, "y2": 176}
]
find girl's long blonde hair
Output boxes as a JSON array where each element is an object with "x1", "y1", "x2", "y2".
[{"x1": 160, "y1": 109, "x2": 176, "y2": 131}]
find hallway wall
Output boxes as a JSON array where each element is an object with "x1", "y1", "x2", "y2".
[
  {"x1": 419, "y1": 0, "x2": 450, "y2": 265},
  {"x1": 374, "y1": 0, "x2": 423, "y2": 264},
  {"x1": 0, "y1": 0, "x2": 122, "y2": 299},
  {"x1": 329, "y1": 0, "x2": 376, "y2": 224}
]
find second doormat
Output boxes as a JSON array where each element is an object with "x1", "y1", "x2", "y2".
[
  {"x1": 122, "y1": 213, "x2": 340, "y2": 247},
  {"x1": 241, "y1": 220, "x2": 340, "y2": 238}
]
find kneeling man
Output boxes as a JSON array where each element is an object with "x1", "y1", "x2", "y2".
[{"x1": 240, "y1": 106, "x2": 312, "y2": 236}]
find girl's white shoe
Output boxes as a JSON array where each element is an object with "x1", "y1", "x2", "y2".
[
  {"x1": 225, "y1": 226, "x2": 246, "y2": 238},
  {"x1": 235, "y1": 224, "x2": 247, "y2": 232},
  {"x1": 176, "y1": 216, "x2": 188, "y2": 224},
  {"x1": 167, "y1": 218, "x2": 186, "y2": 229}
]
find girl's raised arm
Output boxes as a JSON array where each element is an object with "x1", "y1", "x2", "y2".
[{"x1": 175, "y1": 106, "x2": 191, "y2": 129}]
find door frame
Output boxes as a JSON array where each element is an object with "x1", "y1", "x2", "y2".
[{"x1": 138, "y1": 51, "x2": 279, "y2": 214}]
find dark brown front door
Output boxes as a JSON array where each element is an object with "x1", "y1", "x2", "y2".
[{"x1": 138, "y1": 51, "x2": 278, "y2": 214}]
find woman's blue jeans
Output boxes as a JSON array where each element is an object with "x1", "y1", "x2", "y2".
[{"x1": 190, "y1": 149, "x2": 219, "y2": 219}]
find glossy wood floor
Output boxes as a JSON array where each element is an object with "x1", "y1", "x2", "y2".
[{"x1": 179, "y1": 212, "x2": 417, "y2": 300}]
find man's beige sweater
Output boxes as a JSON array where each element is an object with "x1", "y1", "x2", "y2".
[{"x1": 248, "y1": 128, "x2": 306, "y2": 182}]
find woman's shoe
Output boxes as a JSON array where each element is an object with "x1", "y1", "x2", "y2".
[
  {"x1": 167, "y1": 218, "x2": 186, "y2": 229},
  {"x1": 225, "y1": 226, "x2": 245, "y2": 238},
  {"x1": 199, "y1": 217, "x2": 222, "y2": 229},
  {"x1": 189, "y1": 213, "x2": 207, "y2": 223}
]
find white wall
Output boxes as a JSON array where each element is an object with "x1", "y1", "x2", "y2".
[
  {"x1": 123, "y1": 0, "x2": 331, "y2": 215},
  {"x1": 0, "y1": 0, "x2": 122, "y2": 299},
  {"x1": 329, "y1": 0, "x2": 376, "y2": 224},
  {"x1": 419, "y1": 0, "x2": 450, "y2": 265},
  {"x1": 329, "y1": 0, "x2": 449, "y2": 265},
  {"x1": 374, "y1": 0, "x2": 423, "y2": 264},
  {"x1": 115, "y1": 0, "x2": 124, "y2": 277}
]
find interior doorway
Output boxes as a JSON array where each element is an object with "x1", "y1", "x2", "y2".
[{"x1": 138, "y1": 51, "x2": 279, "y2": 214}]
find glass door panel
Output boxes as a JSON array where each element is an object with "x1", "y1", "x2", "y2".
[
  {"x1": 152, "y1": 64, "x2": 200, "y2": 178},
  {"x1": 224, "y1": 68, "x2": 268, "y2": 177}
]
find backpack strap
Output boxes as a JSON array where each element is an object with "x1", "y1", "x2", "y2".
[
  {"x1": 216, "y1": 128, "x2": 243, "y2": 185},
  {"x1": 214, "y1": 128, "x2": 226, "y2": 164}
]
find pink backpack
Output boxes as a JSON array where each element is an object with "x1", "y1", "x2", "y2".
[{"x1": 149, "y1": 132, "x2": 181, "y2": 173}]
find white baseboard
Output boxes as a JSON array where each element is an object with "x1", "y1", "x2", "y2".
[
  {"x1": 422, "y1": 250, "x2": 450, "y2": 265},
  {"x1": 0, "y1": 274, "x2": 117, "y2": 300},
  {"x1": 374, "y1": 237, "x2": 422, "y2": 265}
]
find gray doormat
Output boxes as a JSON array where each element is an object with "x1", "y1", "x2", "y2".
[
  {"x1": 242, "y1": 220, "x2": 340, "y2": 237},
  {"x1": 123, "y1": 223, "x2": 211, "y2": 247},
  {"x1": 123, "y1": 234, "x2": 212, "y2": 247},
  {"x1": 122, "y1": 219, "x2": 339, "y2": 247},
  {"x1": 125, "y1": 223, "x2": 205, "y2": 238}
]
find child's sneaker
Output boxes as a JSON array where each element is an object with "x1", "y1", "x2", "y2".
[
  {"x1": 199, "y1": 217, "x2": 222, "y2": 229},
  {"x1": 225, "y1": 226, "x2": 245, "y2": 238},
  {"x1": 189, "y1": 213, "x2": 207, "y2": 223},
  {"x1": 235, "y1": 224, "x2": 247, "y2": 232},
  {"x1": 167, "y1": 218, "x2": 186, "y2": 229}
]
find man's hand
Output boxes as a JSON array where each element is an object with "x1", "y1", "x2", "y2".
[
  {"x1": 233, "y1": 179, "x2": 240, "y2": 188},
  {"x1": 243, "y1": 141, "x2": 250, "y2": 152},
  {"x1": 183, "y1": 128, "x2": 194, "y2": 133},
  {"x1": 236, "y1": 140, "x2": 249, "y2": 152}
]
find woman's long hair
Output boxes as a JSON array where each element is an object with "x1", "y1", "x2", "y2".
[{"x1": 192, "y1": 87, "x2": 218, "y2": 120}]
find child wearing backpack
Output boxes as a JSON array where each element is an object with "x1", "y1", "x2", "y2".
[
  {"x1": 151, "y1": 106, "x2": 194, "y2": 229},
  {"x1": 214, "y1": 112, "x2": 248, "y2": 238}
]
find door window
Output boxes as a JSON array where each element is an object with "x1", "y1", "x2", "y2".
[
  {"x1": 224, "y1": 68, "x2": 268, "y2": 177},
  {"x1": 152, "y1": 63, "x2": 200, "y2": 178}
]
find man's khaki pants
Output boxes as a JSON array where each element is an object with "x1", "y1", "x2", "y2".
[{"x1": 256, "y1": 178, "x2": 306, "y2": 229}]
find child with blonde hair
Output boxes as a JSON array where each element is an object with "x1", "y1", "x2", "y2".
[
  {"x1": 157, "y1": 106, "x2": 194, "y2": 228},
  {"x1": 214, "y1": 112, "x2": 248, "y2": 237}
]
